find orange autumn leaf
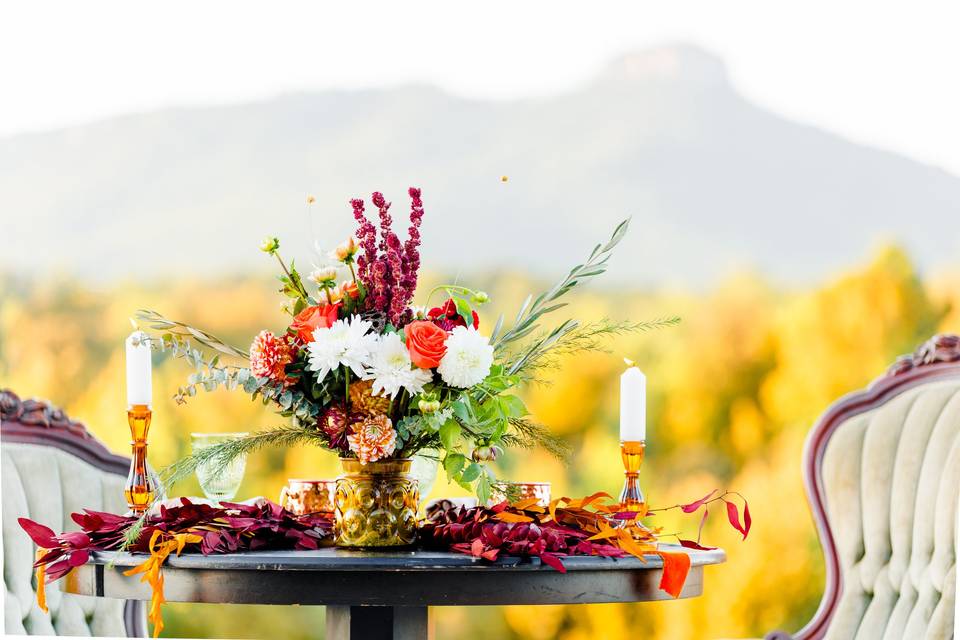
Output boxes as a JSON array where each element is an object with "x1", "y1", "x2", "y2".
[
  {"x1": 123, "y1": 532, "x2": 203, "y2": 637},
  {"x1": 587, "y1": 521, "x2": 619, "y2": 541},
  {"x1": 548, "y1": 498, "x2": 562, "y2": 523},
  {"x1": 580, "y1": 491, "x2": 614, "y2": 508},
  {"x1": 510, "y1": 497, "x2": 542, "y2": 510},
  {"x1": 656, "y1": 550, "x2": 692, "y2": 598},
  {"x1": 34, "y1": 549, "x2": 47, "y2": 613},
  {"x1": 494, "y1": 512, "x2": 534, "y2": 523},
  {"x1": 615, "y1": 529, "x2": 653, "y2": 560},
  {"x1": 565, "y1": 491, "x2": 612, "y2": 510},
  {"x1": 594, "y1": 503, "x2": 622, "y2": 514}
]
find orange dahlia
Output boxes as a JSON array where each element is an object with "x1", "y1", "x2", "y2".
[
  {"x1": 347, "y1": 413, "x2": 396, "y2": 464},
  {"x1": 348, "y1": 379, "x2": 391, "y2": 414},
  {"x1": 249, "y1": 330, "x2": 295, "y2": 387}
]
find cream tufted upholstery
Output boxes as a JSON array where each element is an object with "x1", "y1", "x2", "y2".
[
  {"x1": 2, "y1": 441, "x2": 140, "y2": 636},
  {"x1": 819, "y1": 379, "x2": 957, "y2": 640}
]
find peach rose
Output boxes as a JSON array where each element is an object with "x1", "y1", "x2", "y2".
[
  {"x1": 290, "y1": 303, "x2": 340, "y2": 343},
  {"x1": 404, "y1": 320, "x2": 448, "y2": 369}
]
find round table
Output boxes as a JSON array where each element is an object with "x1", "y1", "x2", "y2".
[{"x1": 64, "y1": 545, "x2": 726, "y2": 639}]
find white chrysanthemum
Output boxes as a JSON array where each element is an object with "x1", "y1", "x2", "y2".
[
  {"x1": 307, "y1": 315, "x2": 377, "y2": 380},
  {"x1": 437, "y1": 326, "x2": 494, "y2": 388},
  {"x1": 365, "y1": 332, "x2": 433, "y2": 398}
]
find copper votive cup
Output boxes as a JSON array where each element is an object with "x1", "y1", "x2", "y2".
[{"x1": 279, "y1": 479, "x2": 337, "y2": 516}]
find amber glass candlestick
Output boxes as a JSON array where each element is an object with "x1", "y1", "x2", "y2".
[
  {"x1": 619, "y1": 440, "x2": 646, "y2": 514},
  {"x1": 125, "y1": 404, "x2": 155, "y2": 514}
]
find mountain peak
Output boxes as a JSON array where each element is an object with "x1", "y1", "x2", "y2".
[{"x1": 596, "y1": 44, "x2": 730, "y2": 89}]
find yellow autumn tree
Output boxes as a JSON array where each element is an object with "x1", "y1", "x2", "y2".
[{"x1": 0, "y1": 243, "x2": 950, "y2": 640}]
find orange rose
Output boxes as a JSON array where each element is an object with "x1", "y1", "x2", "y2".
[
  {"x1": 404, "y1": 320, "x2": 448, "y2": 369},
  {"x1": 290, "y1": 303, "x2": 341, "y2": 343},
  {"x1": 338, "y1": 281, "x2": 360, "y2": 299}
]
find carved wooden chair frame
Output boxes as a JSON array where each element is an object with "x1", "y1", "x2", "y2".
[
  {"x1": 767, "y1": 334, "x2": 960, "y2": 640},
  {"x1": 0, "y1": 389, "x2": 147, "y2": 638}
]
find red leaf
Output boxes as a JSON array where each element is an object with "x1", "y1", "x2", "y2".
[
  {"x1": 724, "y1": 500, "x2": 748, "y2": 540},
  {"x1": 35, "y1": 548, "x2": 65, "y2": 567},
  {"x1": 656, "y1": 551, "x2": 691, "y2": 598},
  {"x1": 45, "y1": 558, "x2": 73, "y2": 581},
  {"x1": 72, "y1": 512, "x2": 102, "y2": 531},
  {"x1": 678, "y1": 539, "x2": 716, "y2": 551},
  {"x1": 742, "y1": 500, "x2": 752, "y2": 539},
  {"x1": 680, "y1": 490, "x2": 717, "y2": 513},
  {"x1": 17, "y1": 518, "x2": 58, "y2": 548},
  {"x1": 539, "y1": 552, "x2": 567, "y2": 573},
  {"x1": 480, "y1": 548, "x2": 500, "y2": 561},
  {"x1": 67, "y1": 549, "x2": 90, "y2": 567},
  {"x1": 61, "y1": 531, "x2": 91, "y2": 548},
  {"x1": 470, "y1": 538, "x2": 485, "y2": 557}
]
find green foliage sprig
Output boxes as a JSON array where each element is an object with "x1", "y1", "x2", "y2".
[
  {"x1": 490, "y1": 218, "x2": 630, "y2": 348},
  {"x1": 510, "y1": 317, "x2": 681, "y2": 380},
  {"x1": 131, "y1": 317, "x2": 253, "y2": 404},
  {"x1": 135, "y1": 309, "x2": 249, "y2": 359}
]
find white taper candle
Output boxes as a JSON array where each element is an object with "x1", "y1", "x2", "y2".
[
  {"x1": 619, "y1": 365, "x2": 646, "y2": 442},
  {"x1": 125, "y1": 331, "x2": 152, "y2": 407}
]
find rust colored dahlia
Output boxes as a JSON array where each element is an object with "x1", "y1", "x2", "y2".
[
  {"x1": 347, "y1": 413, "x2": 396, "y2": 464},
  {"x1": 249, "y1": 330, "x2": 295, "y2": 386},
  {"x1": 348, "y1": 379, "x2": 391, "y2": 415},
  {"x1": 319, "y1": 404, "x2": 356, "y2": 452}
]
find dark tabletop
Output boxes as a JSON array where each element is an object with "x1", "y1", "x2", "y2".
[{"x1": 65, "y1": 545, "x2": 726, "y2": 606}]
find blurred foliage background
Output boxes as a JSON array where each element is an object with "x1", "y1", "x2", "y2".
[{"x1": 1, "y1": 243, "x2": 957, "y2": 639}]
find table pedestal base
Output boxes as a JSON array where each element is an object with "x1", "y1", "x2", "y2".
[{"x1": 326, "y1": 605, "x2": 430, "y2": 640}]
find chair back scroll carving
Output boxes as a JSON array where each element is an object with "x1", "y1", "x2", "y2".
[{"x1": 784, "y1": 334, "x2": 960, "y2": 640}]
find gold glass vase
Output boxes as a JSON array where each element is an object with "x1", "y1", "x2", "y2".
[{"x1": 334, "y1": 458, "x2": 419, "y2": 548}]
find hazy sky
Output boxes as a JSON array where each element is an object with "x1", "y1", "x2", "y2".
[{"x1": 3, "y1": 0, "x2": 959, "y2": 176}]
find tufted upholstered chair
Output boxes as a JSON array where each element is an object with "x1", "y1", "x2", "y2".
[
  {"x1": 764, "y1": 335, "x2": 958, "y2": 640},
  {"x1": 1, "y1": 389, "x2": 146, "y2": 637}
]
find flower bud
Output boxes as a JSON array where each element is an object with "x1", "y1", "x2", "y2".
[
  {"x1": 309, "y1": 266, "x2": 338, "y2": 286},
  {"x1": 259, "y1": 236, "x2": 280, "y2": 254},
  {"x1": 472, "y1": 446, "x2": 493, "y2": 462},
  {"x1": 418, "y1": 398, "x2": 440, "y2": 414},
  {"x1": 471, "y1": 291, "x2": 489, "y2": 304}
]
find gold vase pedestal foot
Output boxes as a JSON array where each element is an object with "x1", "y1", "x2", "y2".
[{"x1": 334, "y1": 458, "x2": 419, "y2": 548}]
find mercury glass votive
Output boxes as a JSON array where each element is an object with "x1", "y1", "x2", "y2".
[{"x1": 279, "y1": 479, "x2": 337, "y2": 516}]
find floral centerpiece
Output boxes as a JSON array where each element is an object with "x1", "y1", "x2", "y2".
[{"x1": 135, "y1": 188, "x2": 676, "y2": 546}]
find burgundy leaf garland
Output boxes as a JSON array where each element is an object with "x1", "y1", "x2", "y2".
[{"x1": 19, "y1": 490, "x2": 750, "y2": 633}]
